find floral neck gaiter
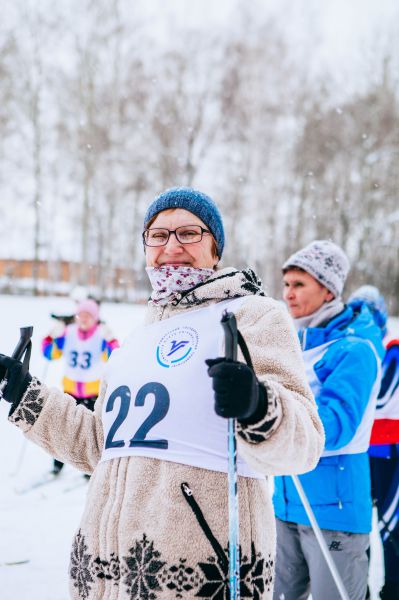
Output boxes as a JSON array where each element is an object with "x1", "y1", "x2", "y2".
[{"x1": 146, "y1": 265, "x2": 214, "y2": 305}]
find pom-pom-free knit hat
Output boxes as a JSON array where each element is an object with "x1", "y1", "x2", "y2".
[
  {"x1": 143, "y1": 187, "x2": 225, "y2": 258},
  {"x1": 76, "y1": 299, "x2": 100, "y2": 321},
  {"x1": 283, "y1": 240, "x2": 350, "y2": 298}
]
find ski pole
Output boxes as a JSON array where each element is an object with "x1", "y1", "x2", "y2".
[
  {"x1": 0, "y1": 326, "x2": 34, "y2": 400},
  {"x1": 221, "y1": 310, "x2": 240, "y2": 600},
  {"x1": 292, "y1": 475, "x2": 350, "y2": 600}
]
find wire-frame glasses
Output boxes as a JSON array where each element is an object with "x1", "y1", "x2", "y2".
[{"x1": 143, "y1": 225, "x2": 211, "y2": 247}]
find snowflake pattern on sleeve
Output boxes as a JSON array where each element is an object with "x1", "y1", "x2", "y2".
[{"x1": 9, "y1": 377, "x2": 44, "y2": 429}]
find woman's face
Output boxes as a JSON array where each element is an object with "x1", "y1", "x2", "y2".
[
  {"x1": 76, "y1": 311, "x2": 97, "y2": 331},
  {"x1": 145, "y1": 208, "x2": 218, "y2": 269},
  {"x1": 283, "y1": 269, "x2": 334, "y2": 318}
]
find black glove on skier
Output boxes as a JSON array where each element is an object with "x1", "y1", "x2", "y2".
[
  {"x1": 205, "y1": 357, "x2": 267, "y2": 424},
  {"x1": 0, "y1": 353, "x2": 32, "y2": 409}
]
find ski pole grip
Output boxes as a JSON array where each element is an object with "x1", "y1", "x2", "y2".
[
  {"x1": 221, "y1": 311, "x2": 238, "y2": 361},
  {"x1": 11, "y1": 327, "x2": 34, "y2": 361},
  {"x1": 0, "y1": 327, "x2": 33, "y2": 397}
]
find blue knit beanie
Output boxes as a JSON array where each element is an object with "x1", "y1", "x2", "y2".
[{"x1": 144, "y1": 187, "x2": 225, "y2": 258}]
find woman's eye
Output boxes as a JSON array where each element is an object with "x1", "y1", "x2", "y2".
[{"x1": 148, "y1": 232, "x2": 168, "y2": 242}]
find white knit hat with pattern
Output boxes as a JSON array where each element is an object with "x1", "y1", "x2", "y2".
[{"x1": 283, "y1": 240, "x2": 350, "y2": 298}]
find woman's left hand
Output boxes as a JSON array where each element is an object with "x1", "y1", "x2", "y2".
[
  {"x1": 0, "y1": 354, "x2": 32, "y2": 408},
  {"x1": 205, "y1": 358, "x2": 267, "y2": 423}
]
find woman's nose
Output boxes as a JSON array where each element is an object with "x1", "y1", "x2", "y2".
[{"x1": 164, "y1": 232, "x2": 183, "y2": 252}]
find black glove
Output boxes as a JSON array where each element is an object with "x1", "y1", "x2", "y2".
[
  {"x1": 0, "y1": 353, "x2": 32, "y2": 408},
  {"x1": 205, "y1": 357, "x2": 267, "y2": 424}
]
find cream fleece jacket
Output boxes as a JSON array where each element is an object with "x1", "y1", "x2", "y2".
[{"x1": 10, "y1": 267, "x2": 324, "y2": 599}]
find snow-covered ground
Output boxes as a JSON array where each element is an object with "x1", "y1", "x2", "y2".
[
  {"x1": 0, "y1": 295, "x2": 147, "y2": 599},
  {"x1": 0, "y1": 295, "x2": 397, "y2": 599}
]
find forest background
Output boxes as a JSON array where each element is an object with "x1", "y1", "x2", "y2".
[{"x1": 0, "y1": 0, "x2": 398, "y2": 310}]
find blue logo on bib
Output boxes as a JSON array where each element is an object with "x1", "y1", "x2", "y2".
[{"x1": 156, "y1": 327, "x2": 199, "y2": 368}]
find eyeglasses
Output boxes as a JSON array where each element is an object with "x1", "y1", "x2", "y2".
[{"x1": 142, "y1": 225, "x2": 211, "y2": 247}]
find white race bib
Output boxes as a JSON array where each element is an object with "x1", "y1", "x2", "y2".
[
  {"x1": 63, "y1": 324, "x2": 105, "y2": 382},
  {"x1": 100, "y1": 298, "x2": 263, "y2": 478},
  {"x1": 303, "y1": 339, "x2": 381, "y2": 456},
  {"x1": 375, "y1": 352, "x2": 399, "y2": 419}
]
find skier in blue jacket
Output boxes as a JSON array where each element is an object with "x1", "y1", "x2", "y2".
[{"x1": 273, "y1": 240, "x2": 385, "y2": 600}]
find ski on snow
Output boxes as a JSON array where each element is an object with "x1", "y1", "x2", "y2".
[
  {"x1": 15, "y1": 472, "x2": 89, "y2": 495},
  {"x1": 63, "y1": 477, "x2": 89, "y2": 493},
  {"x1": 14, "y1": 471, "x2": 60, "y2": 495}
]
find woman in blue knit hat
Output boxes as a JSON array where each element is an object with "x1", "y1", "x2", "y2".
[{"x1": 0, "y1": 187, "x2": 323, "y2": 599}]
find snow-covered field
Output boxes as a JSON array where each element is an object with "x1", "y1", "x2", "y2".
[
  {"x1": 0, "y1": 295, "x2": 147, "y2": 599},
  {"x1": 0, "y1": 295, "x2": 397, "y2": 599}
]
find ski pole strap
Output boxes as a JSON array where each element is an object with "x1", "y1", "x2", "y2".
[
  {"x1": 221, "y1": 309, "x2": 255, "y2": 370},
  {"x1": 237, "y1": 330, "x2": 254, "y2": 370},
  {"x1": 12, "y1": 326, "x2": 34, "y2": 361},
  {"x1": 21, "y1": 341, "x2": 32, "y2": 372}
]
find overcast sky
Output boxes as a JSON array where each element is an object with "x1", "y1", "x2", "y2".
[
  {"x1": 139, "y1": 0, "x2": 399, "y2": 84},
  {"x1": 2, "y1": 0, "x2": 398, "y2": 82}
]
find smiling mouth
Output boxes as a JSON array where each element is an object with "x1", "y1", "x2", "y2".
[{"x1": 160, "y1": 261, "x2": 192, "y2": 266}]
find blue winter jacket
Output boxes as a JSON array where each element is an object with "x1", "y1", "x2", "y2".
[{"x1": 273, "y1": 304, "x2": 385, "y2": 533}]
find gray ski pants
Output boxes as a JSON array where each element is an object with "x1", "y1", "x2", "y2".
[{"x1": 273, "y1": 518, "x2": 369, "y2": 600}]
